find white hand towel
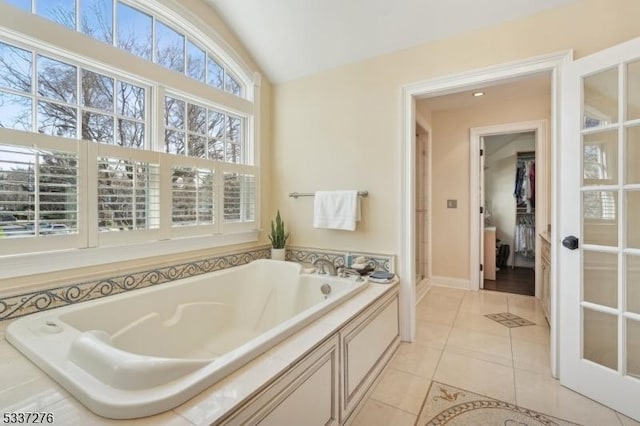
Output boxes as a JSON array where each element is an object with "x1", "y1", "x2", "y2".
[{"x1": 313, "y1": 190, "x2": 360, "y2": 231}]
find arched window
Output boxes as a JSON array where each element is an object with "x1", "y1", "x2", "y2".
[{"x1": 0, "y1": 1, "x2": 260, "y2": 270}]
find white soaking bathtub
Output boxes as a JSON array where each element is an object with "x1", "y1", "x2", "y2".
[{"x1": 6, "y1": 259, "x2": 368, "y2": 419}]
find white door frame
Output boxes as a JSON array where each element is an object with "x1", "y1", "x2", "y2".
[
  {"x1": 470, "y1": 120, "x2": 548, "y2": 297},
  {"x1": 400, "y1": 51, "x2": 572, "y2": 379}
]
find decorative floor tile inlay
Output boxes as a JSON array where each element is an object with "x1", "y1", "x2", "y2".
[
  {"x1": 416, "y1": 381, "x2": 581, "y2": 425},
  {"x1": 485, "y1": 312, "x2": 536, "y2": 328}
]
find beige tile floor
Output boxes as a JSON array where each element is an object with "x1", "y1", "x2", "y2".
[{"x1": 351, "y1": 286, "x2": 640, "y2": 426}]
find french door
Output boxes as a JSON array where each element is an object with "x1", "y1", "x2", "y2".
[{"x1": 560, "y1": 36, "x2": 640, "y2": 421}]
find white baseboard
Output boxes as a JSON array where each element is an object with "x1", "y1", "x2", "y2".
[
  {"x1": 430, "y1": 276, "x2": 471, "y2": 290},
  {"x1": 416, "y1": 278, "x2": 431, "y2": 303}
]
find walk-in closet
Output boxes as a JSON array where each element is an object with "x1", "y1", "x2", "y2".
[{"x1": 483, "y1": 134, "x2": 536, "y2": 295}]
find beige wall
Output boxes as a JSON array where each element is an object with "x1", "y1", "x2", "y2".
[
  {"x1": 272, "y1": 0, "x2": 640, "y2": 281},
  {"x1": 429, "y1": 94, "x2": 550, "y2": 279}
]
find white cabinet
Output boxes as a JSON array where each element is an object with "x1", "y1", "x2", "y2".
[
  {"x1": 221, "y1": 286, "x2": 400, "y2": 426},
  {"x1": 222, "y1": 335, "x2": 340, "y2": 426},
  {"x1": 340, "y1": 291, "x2": 399, "y2": 423}
]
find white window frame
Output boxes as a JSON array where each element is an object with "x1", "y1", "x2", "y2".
[{"x1": 0, "y1": 2, "x2": 261, "y2": 280}]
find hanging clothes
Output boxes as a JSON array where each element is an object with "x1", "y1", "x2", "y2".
[
  {"x1": 529, "y1": 162, "x2": 535, "y2": 208},
  {"x1": 514, "y1": 215, "x2": 535, "y2": 258},
  {"x1": 513, "y1": 163, "x2": 525, "y2": 200},
  {"x1": 513, "y1": 157, "x2": 535, "y2": 212}
]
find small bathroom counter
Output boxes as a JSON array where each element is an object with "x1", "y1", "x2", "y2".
[{"x1": 0, "y1": 279, "x2": 399, "y2": 425}]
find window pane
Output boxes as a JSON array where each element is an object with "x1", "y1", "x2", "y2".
[
  {"x1": 116, "y1": 81, "x2": 144, "y2": 120},
  {"x1": 116, "y1": 2, "x2": 151, "y2": 60},
  {"x1": 98, "y1": 158, "x2": 158, "y2": 231},
  {"x1": 80, "y1": 0, "x2": 113, "y2": 44},
  {"x1": 39, "y1": 150, "x2": 78, "y2": 234},
  {"x1": 187, "y1": 134, "x2": 206, "y2": 158},
  {"x1": 224, "y1": 172, "x2": 255, "y2": 223},
  {"x1": 116, "y1": 119, "x2": 144, "y2": 148},
  {"x1": 82, "y1": 111, "x2": 113, "y2": 144},
  {"x1": 0, "y1": 42, "x2": 32, "y2": 93},
  {"x1": 37, "y1": 56, "x2": 77, "y2": 103},
  {"x1": 225, "y1": 73, "x2": 241, "y2": 96},
  {"x1": 37, "y1": 101, "x2": 77, "y2": 138},
  {"x1": 164, "y1": 96, "x2": 184, "y2": 130},
  {"x1": 0, "y1": 145, "x2": 35, "y2": 238},
  {"x1": 0, "y1": 145, "x2": 78, "y2": 238},
  {"x1": 207, "y1": 139, "x2": 224, "y2": 161},
  {"x1": 171, "y1": 167, "x2": 214, "y2": 226},
  {"x1": 208, "y1": 110, "x2": 224, "y2": 139},
  {"x1": 81, "y1": 70, "x2": 114, "y2": 112},
  {"x1": 227, "y1": 116, "x2": 241, "y2": 143},
  {"x1": 0, "y1": 92, "x2": 32, "y2": 131},
  {"x1": 226, "y1": 143, "x2": 241, "y2": 164},
  {"x1": 187, "y1": 41, "x2": 205, "y2": 82},
  {"x1": 207, "y1": 55, "x2": 223, "y2": 89},
  {"x1": 5, "y1": 0, "x2": 31, "y2": 11},
  {"x1": 156, "y1": 21, "x2": 184, "y2": 73},
  {"x1": 165, "y1": 130, "x2": 185, "y2": 155},
  {"x1": 36, "y1": 0, "x2": 76, "y2": 30},
  {"x1": 223, "y1": 172, "x2": 240, "y2": 222},
  {"x1": 187, "y1": 104, "x2": 206, "y2": 134}
]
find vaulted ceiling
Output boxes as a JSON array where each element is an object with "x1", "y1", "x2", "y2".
[{"x1": 206, "y1": 0, "x2": 577, "y2": 84}]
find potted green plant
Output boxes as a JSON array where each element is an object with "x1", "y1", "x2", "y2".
[{"x1": 268, "y1": 210, "x2": 289, "y2": 260}]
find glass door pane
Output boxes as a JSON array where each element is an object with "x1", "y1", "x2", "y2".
[
  {"x1": 628, "y1": 255, "x2": 640, "y2": 314},
  {"x1": 584, "y1": 68, "x2": 618, "y2": 128},
  {"x1": 583, "y1": 251, "x2": 618, "y2": 308},
  {"x1": 583, "y1": 308, "x2": 618, "y2": 370},
  {"x1": 581, "y1": 67, "x2": 622, "y2": 373},
  {"x1": 628, "y1": 319, "x2": 640, "y2": 379},
  {"x1": 627, "y1": 60, "x2": 640, "y2": 121}
]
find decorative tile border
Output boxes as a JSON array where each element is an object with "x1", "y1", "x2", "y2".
[
  {"x1": 286, "y1": 246, "x2": 394, "y2": 273},
  {"x1": 0, "y1": 247, "x2": 271, "y2": 321},
  {"x1": 0, "y1": 245, "x2": 394, "y2": 321}
]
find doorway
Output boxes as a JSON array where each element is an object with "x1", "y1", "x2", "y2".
[{"x1": 482, "y1": 131, "x2": 536, "y2": 296}]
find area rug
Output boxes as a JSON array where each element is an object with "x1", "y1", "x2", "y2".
[{"x1": 415, "y1": 381, "x2": 581, "y2": 426}]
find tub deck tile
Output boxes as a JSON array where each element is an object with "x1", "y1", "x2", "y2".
[{"x1": 173, "y1": 355, "x2": 289, "y2": 425}]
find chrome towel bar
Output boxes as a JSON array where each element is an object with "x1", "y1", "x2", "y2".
[{"x1": 288, "y1": 191, "x2": 368, "y2": 199}]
